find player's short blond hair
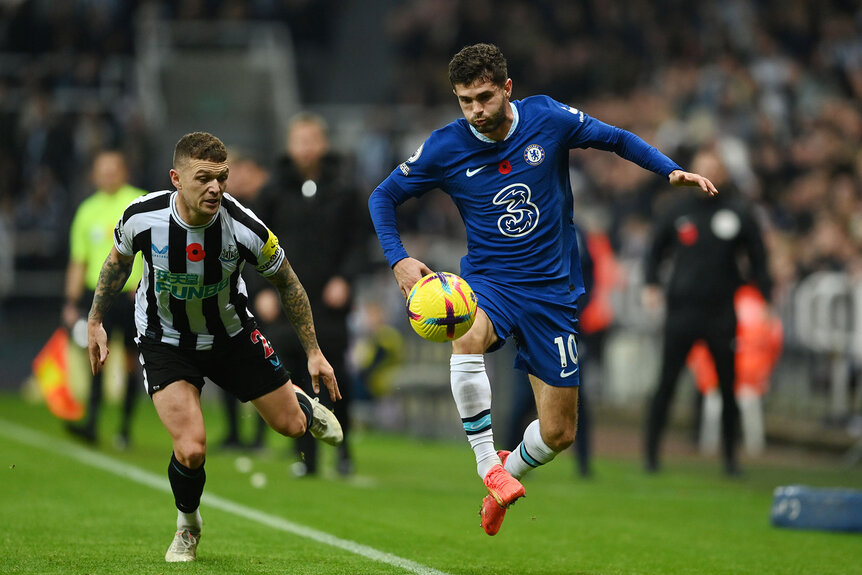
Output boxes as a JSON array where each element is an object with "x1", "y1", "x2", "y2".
[{"x1": 174, "y1": 132, "x2": 227, "y2": 167}]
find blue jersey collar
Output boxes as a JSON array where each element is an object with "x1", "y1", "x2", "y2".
[{"x1": 469, "y1": 102, "x2": 519, "y2": 143}]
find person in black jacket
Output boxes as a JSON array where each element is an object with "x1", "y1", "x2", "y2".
[
  {"x1": 642, "y1": 146, "x2": 772, "y2": 476},
  {"x1": 255, "y1": 112, "x2": 368, "y2": 476}
]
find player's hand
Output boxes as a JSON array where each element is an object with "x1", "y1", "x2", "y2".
[
  {"x1": 668, "y1": 169, "x2": 718, "y2": 197},
  {"x1": 393, "y1": 257, "x2": 433, "y2": 299},
  {"x1": 307, "y1": 348, "x2": 341, "y2": 401},
  {"x1": 87, "y1": 319, "x2": 110, "y2": 375}
]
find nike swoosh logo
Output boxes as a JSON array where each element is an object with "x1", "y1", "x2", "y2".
[
  {"x1": 560, "y1": 368, "x2": 578, "y2": 378},
  {"x1": 466, "y1": 166, "x2": 487, "y2": 177}
]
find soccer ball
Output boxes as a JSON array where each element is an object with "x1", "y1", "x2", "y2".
[{"x1": 406, "y1": 272, "x2": 478, "y2": 342}]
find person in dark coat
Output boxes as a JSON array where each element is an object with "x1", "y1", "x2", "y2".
[
  {"x1": 642, "y1": 146, "x2": 772, "y2": 476},
  {"x1": 255, "y1": 112, "x2": 369, "y2": 475}
]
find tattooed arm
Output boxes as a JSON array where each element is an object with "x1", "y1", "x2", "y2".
[
  {"x1": 267, "y1": 259, "x2": 341, "y2": 401},
  {"x1": 87, "y1": 246, "x2": 134, "y2": 375},
  {"x1": 268, "y1": 259, "x2": 320, "y2": 353}
]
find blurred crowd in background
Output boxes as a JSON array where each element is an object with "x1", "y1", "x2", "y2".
[
  {"x1": 0, "y1": 0, "x2": 861, "y2": 446},
  {"x1": 386, "y1": 0, "x2": 862, "y2": 301},
  {"x1": 1, "y1": 0, "x2": 860, "y2": 300}
]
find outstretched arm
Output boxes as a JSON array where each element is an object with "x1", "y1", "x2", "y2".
[
  {"x1": 572, "y1": 117, "x2": 719, "y2": 197},
  {"x1": 87, "y1": 246, "x2": 134, "y2": 374},
  {"x1": 668, "y1": 169, "x2": 718, "y2": 197},
  {"x1": 267, "y1": 259, "x2": 341, "y2": 401}
]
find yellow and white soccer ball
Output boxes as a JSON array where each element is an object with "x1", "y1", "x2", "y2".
[{"x1": 406, "y1": 272, "x2": 478, "y2": 342}]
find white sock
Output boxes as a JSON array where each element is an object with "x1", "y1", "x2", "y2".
[
  {"x1": 450, "y1": 354, "x2": 500, "y2": 478},
  {"x1": 177, "y1": 508, "x2": 202, "y2": 534},
  {"x1": 505, "y1": 419, "x2": 558, "y2": 479}
]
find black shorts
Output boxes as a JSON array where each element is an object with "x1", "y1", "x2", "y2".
[{"x1": 137, "y1": 325, "x2": 291, "y2": 402}]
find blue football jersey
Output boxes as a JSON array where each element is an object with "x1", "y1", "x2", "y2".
[{"x1": 370, "y1": 95, "x2": 681, "y2": 297}]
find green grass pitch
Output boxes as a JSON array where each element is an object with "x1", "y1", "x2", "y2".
[{"x1": 0, "y1": 393, "x2": 859, "y2": 575}]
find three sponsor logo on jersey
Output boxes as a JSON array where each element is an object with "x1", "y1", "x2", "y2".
[{"x1": 399, "y1": 138, "x2": 549, "y2": 239}]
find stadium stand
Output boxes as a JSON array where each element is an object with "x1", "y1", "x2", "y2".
[{"x1": 1, "y1": 0, "x2": 860, "y2": 456}]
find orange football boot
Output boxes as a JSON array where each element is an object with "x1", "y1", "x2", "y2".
[{"x1": 480, "y1": 450, "x2": 523, "y2": 535}]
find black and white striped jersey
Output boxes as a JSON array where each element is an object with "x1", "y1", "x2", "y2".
[{"x1": 114, "y1": 190, "x2": 285, "y2": 350}]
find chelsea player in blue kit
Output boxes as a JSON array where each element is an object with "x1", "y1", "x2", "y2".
[{"x1": 368, "y1": 44, "x2": 718, "y2": 535}]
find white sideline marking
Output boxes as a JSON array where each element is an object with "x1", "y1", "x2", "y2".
[{"x1": 0, "y1": 418, "x2": 455, "y2": 575}]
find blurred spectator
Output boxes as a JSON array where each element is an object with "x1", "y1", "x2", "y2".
[
  {"x1": 689, "y1": 284, "x2": 784, "y2": 457},
  {"x1": 14, "y1": 166, "x2": 68, "y2": 270},
  {"x1": 0, "y1": 80, "x2": 20, "y2": 204},
  {"x1": 351, "y1": 299, "x2": 405, "y2": 400},
  {"x1": 642, "y1": 146, "x2": 772, "y2": 476},
  {"x1": 64, "y1": 150, "x2": 146, "y2": 448},
  {"x1": 255, "y1": 112, "x2": 369, "y2": 476},
  {"x1": 17, "y1": 91, "x2": 74, "y2": 196}
]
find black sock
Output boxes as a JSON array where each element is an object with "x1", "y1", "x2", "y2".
[
  {"x1": 168, "y1": 452, "x2": 206, "y2": 513},
  {"x1": 295, "y1": 390, "x2": 313, "y2": 430}
]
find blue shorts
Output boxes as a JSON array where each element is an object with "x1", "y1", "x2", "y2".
[{"x1": 464, "y1": 275, "x2": 581, "y2": 388}]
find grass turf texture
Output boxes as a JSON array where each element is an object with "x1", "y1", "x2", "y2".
[{"x1": 0, "y1": 393, "x2": 859, "y2": 575}]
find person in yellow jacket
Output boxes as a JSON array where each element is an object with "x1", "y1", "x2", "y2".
[{"x1": 63, "y1": 150, "x2": 145, "y2": 447}]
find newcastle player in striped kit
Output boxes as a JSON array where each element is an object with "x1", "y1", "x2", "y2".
[{"x1": 86, "y1": 132, "x2": 343, "y2": 562}]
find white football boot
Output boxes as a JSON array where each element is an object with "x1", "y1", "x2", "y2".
[
  {"x1": 165, "y1": 528, "x2": 200, "y2": 562},
  {"x1": 294, "y1": 385, "x2": 343, "y2": 445}
]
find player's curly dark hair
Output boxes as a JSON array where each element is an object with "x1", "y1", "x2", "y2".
[
  {"x1": 173, "y1": 132, "x2": 227, "y2": 167},
  {"x1": 448, "y1": 43, "x2": 508, "y2": 88}
]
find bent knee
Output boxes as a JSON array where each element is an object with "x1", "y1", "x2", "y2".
[
  {"x1": 174, "y1": 442, "x2": 207, "y2": 469},
  {"x1": 452, "y1": 313, "x2": 495, "y2": 354},
  {"x1": 269, "y1": 414, "x2": 308, "y2": 438},
  {"x1": 543, "y1": 428, "x2": 575, "y2": 453},
  {"x1": 452, "y1": 333, "x2": 484, "y2": 355}
]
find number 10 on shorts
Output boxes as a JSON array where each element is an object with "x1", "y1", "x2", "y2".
[{"x1": 554, "y1": 334, "x2": 578, "y2": 379}]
